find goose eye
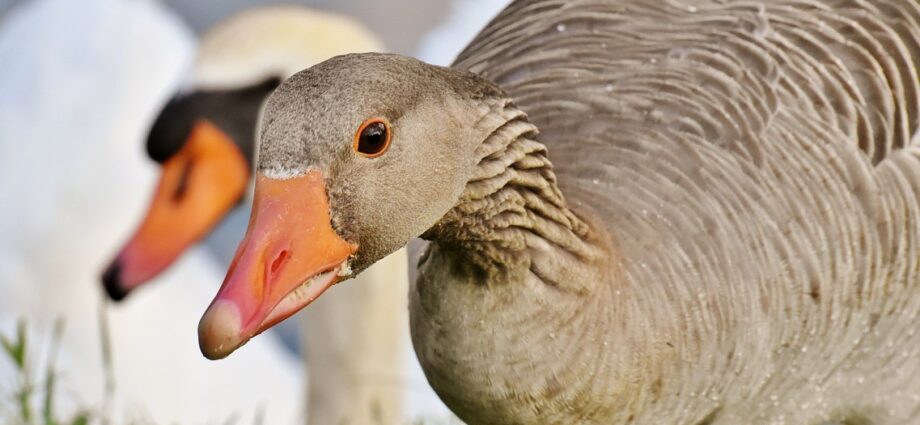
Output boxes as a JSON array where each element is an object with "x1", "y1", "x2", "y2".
[{"x1": 354, "y1": 118, "x2": 392, "y2": 158}]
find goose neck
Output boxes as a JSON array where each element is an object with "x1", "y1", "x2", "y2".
[{"x1": 423, "y1": 99, "x2": 605, "y2": 291}]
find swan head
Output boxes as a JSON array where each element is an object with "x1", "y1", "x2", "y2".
[
  {"x1": 198, "y1": 53, "x2": 505, "y2": 359},
  {"x1": 102, "y1": 6, "x2": 383, "y2": 300}
]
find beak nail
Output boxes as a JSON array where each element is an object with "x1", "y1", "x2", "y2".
[{"x1": 101, "y1": 261, "x2": 129, "y2": 302}]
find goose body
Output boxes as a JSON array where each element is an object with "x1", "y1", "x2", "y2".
[{"x1": 199, "y1": 1, "x2": 920, "y2": 424}]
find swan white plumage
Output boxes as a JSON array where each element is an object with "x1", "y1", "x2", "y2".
[{"x1": 0, "y1": 0, "x2": 302, "y2": 423}]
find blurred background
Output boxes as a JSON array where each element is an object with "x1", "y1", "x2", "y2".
[
  {"x1": 0, "y1": 0, "x2": 507, "y2": 424},
  {"x1": 0, "y1": 0, "x2": 446, "y2": 53}
]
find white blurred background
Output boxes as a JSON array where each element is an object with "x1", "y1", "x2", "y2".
[{"x1": 0, "y1": 0, "x2": 492, "y2": 55}]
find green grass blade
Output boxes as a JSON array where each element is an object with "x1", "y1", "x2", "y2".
[
  {"x1": 69, "y1": 413, "x2": 88, "y2": 425},
  {"x1": 42, "y1": 319, "x2": 66, "y2": 425},
  {"x1": 9, "y1": 320, "x2": 33, "y2": 423},
  {"x1": 42, "y1": 371, "x2": 56, "y2": 425},
  {"x1": 1, "y1": 320, "x2": 27, "y2": 370},
  {"x1": 17, "y1": 381, "x2": 33, "y2": 424}
]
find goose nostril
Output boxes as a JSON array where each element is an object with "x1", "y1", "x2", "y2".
[{"x1": 270, "y1": 250, "x2": 289, "y2": 275}]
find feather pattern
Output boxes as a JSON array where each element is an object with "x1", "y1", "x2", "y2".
[{"x1": 411, "y1": 1, "x2": 920, "y2": 424}]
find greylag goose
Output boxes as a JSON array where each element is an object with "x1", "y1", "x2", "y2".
[
  {"x1": 97, "y1": 6, "x2": 434, "y2": 424},
  {"x1": 199, "y1": 1, "x2": 920, "y2": 424}
]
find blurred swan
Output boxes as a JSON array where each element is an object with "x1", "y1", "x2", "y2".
[
  {"x1": 97, "y1": 6, "x2": 433, "y2": 424},
  {"x1": 0, "y1": 0, "x2": 302, "y2": 423}
]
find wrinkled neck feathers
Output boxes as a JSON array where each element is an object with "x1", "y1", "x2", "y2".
[
  {"x1": 411, "y1": 95, "x2": 622, "y2": 424},
  {"x1": 423, "y1": 97, "x2": 604, "y2": 289}
]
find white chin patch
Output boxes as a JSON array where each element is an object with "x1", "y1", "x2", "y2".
[
  {"x1": 261, "y1": 165, "x2": 311, "y2": 180},
  {"x1": 337, "y1": 260, "x2": 353, "y2": 277}
]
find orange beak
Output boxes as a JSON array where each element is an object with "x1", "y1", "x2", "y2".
[
  {"x1": 198, "y1": 170, "x2": 357, "y2": 360},
  {"x1": 102, "y1": 120, "x2": 250, "y2": 300}
]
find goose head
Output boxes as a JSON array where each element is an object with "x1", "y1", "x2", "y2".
[
  {"x1": 198, "y1": 53, "x2": 508, "y2": 359},
  {"x1": 101, "y1": 6, "x2": 382, "y2": 300}
]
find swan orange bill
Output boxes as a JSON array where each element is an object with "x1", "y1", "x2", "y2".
[
  {"x1": 101, "y1": 120, "x2": 249, "y2": 300},
  {"x1": 198, "y1": 170, "x2": 357, "y2": 360}
]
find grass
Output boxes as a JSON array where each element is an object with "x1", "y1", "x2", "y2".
[
  {"x1": 1, "y1": 319, "x2": 89, "y2": 425},
  {"x1": 0, "y1": 319, "x2": 462, "y2": 425}
]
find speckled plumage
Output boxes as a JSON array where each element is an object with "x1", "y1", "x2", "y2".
[{"x1": 259, "y1": 1, "x2": 920, "y2": 424}]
